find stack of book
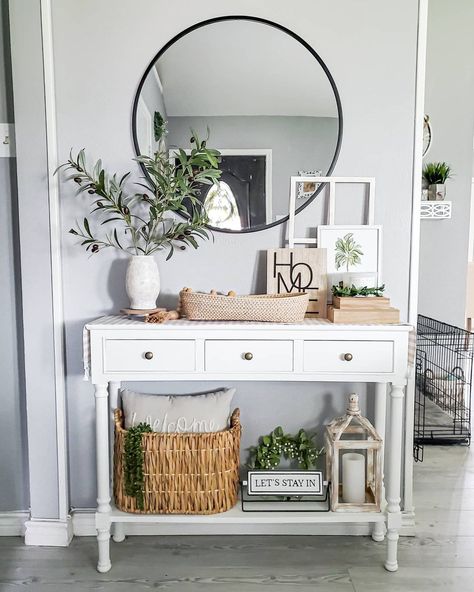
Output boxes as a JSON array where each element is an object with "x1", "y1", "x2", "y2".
[{"x1": 328, "y1": 296, "x2": 400, "y2": 324}]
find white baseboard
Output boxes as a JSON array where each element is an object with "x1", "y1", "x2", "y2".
[
  {"x1": 24, "y1": 517, "x2": 73, "y2": 546},
  {"x1": 0, "y1": 511, "x2": 30, "y2": 536}
]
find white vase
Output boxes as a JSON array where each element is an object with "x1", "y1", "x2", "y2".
[{"x1": 125, "y1": 255, "x2": 160, "y2": 310}]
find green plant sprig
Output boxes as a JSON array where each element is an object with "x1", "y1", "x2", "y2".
[
  {"x1": 422, "y1": 161, "x2": 453, "y2": 184},
  {"x1": 123, "y1": 422, "x2": 152, "y2": 511},
  {"x1": 248, "y1": 426, "x2": 323, "y2": 471},
  {"x1": 56, "y1": 127, "x2": 222, "y2": 259},
  {"x1": 332, "y1": 283, "x2": 385, "y2": 297}
]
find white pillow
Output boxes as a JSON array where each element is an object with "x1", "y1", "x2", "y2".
[{"x1": 121, "y1": 387, "x2": 235, "y2": 433}]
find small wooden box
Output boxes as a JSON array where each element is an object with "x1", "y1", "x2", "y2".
[
  {"x1": 328, "y1": 294, "x2": 400, "y2": 324},
  {"x1": 332, "y1": 296, "x2": 391, "y2": 309},
  {"x1": 328, "y1": 306, "x2": 400, "y2": 324}
]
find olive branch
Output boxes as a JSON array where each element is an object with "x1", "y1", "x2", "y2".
[{"x1": 56, "y1": 127, "x2": 221, "y2": 260}]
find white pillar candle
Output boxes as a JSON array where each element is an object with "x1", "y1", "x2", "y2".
[{"x1": 342, "y1": 453, "x2": 366, "y2": 503}]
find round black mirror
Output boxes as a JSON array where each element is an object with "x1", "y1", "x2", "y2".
[{"x1": 132, "y1": 16, "x2": 343, "y2": 233}]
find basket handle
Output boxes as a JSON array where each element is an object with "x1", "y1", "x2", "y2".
[
  {"x1": 230, "y1": 408, "x2": 240, "y2": 428},
  {"x1": 177, "y1": 287, "x2": 192, "y2": 316}
]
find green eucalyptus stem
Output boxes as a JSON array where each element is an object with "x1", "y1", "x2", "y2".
[
  {"x1": 248, "y1": 426, "x2": 323, "y2": 471},
  {"x1": 123, "y1": 423, "x2": 152, "y2": 511},
  {"x1": 332, "y1": 283, "x2": 386, "y2": 297}
]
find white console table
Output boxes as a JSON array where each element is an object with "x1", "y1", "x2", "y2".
[{"x1": 86, "y1": 316, "x2": 411, "y2": 573}]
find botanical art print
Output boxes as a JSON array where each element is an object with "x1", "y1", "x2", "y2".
[
  {"x1": 317, "y1": 225, "x2": 382, "y2": 290},
  {"x1": 334, "y1": 233, "x2": 363, "y2": 272}
]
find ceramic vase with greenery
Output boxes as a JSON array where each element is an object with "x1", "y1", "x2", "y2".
[
  {"x1": 57, "y1": 130, "x2": 221, "y2": 309},
  {"x1": 422, "y1": 161, "x2": 453, "y2": 201}
]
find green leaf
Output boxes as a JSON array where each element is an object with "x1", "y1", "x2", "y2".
[
  {"x1": 119, "y1": 172, "x2": 130, "y2": 186},
  {"x1": 83, "y1": 217, "x2": 92, "y2": 238},
  {"x1": 113, "y1": 229, "x2": 122, "y2": 249},
  {"x1": 165, "y1": 245, "x2": 174, "y2": 261},
  {"x1": 101, "y1": 217, "x2": 123, "y2": 225},
  {"x1": 186, "y1": 235, "x2": 198, "y2": 249}
]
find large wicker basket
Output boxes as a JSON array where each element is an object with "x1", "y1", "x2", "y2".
[
  {"x1": 113, "y1": 408, "x2": 241, "y2": 514},
  {"x1": 179, "y1": 289, "x2": 309, "y2": 322}
]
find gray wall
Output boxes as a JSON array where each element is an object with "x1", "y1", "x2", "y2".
[
  {"x1": 0, "y1": 1, "x2": 28, "y2": 512},
  {"x1": 47, "y1": 0, "x2": 418, "y2": 509},
  {"x1": 167, "y1": 115, "x2": 338, "y2": 219},
  {"x1": 418, "y1": 0, "x2": 474, "y2": 327}
]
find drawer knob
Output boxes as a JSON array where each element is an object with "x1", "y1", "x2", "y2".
[
  {"x1": 243, "y1": 352, "x2": 254, "y2": 361},
  {"x1": 343, "y1": 353, "x2": 353, "y2": 362},
  {"x1": 144, "y1": 351, "x2": 154, "y2": 360}
]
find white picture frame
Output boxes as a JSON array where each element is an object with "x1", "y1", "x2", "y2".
[
  {"x1": 288, "y1": 176, "x2": 376, "y2": 248},
  {"x1": 317, "y1": 225, "x2": 383, "y2": 297}
]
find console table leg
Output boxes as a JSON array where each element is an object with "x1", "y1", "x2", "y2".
[
  {"x1": 372, "y1": 383, "x2": 387, "y2": 542},
  {"x1": 384, "y1": 383, "x2": 404, "y2": 572},
  {"x1": 113, "y1": 522, "x2": 126, "y2": 543},
  {"x1": 95, "y1": 383, "x2": 112, "y2": 573},
  {"x1": 108, "y1": 381, "x2": 121, "y2": 494}
]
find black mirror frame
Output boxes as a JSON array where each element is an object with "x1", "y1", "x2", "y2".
[{"x1": 131, "y1": 15, "x2": 343, "y2": 234}]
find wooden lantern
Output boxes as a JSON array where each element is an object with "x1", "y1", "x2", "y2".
[{"x1": 325, "y1": 394, "x2": 382, "y2": 512}]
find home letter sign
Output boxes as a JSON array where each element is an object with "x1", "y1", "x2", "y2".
[{"x1": 266, "y1": 248, "x2": 327, "y2": 318}]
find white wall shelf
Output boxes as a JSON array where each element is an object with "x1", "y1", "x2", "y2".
[{"x1": 420, "y1": 201, "x2": 452, "y2": 219}]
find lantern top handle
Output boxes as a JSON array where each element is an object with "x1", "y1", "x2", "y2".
[{"x1": 347, "y1": 394, "x2": 360, "y2": 415}]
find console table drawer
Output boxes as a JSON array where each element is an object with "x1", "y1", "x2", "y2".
[
  {"x1": 104, "y1": 340, "x2": 195, "y2": 372},
  {"x1": 205, "y1": 340, "x2": 294, "y2": 372},
  {"x1": 303, "y1": 340, "x2": 394, "y2": 373}
]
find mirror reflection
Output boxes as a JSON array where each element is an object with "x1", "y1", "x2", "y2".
[{"x1": 134, "y1": 18, "x2": 342, "y2": 232}]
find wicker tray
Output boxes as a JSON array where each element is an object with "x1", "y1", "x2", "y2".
[
  {"x1": 114, "y1": 408, "x2": 241, "y2": 514},
  {"x1": 179, "y1": 289, "x2": 309, "y2": 322}
]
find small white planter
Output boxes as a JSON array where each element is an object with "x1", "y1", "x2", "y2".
[
  {"x1": 125, "y1": 255, "x2": 160, "y2": 310},
  {"x1": 428, "y1": 183, "x2": 446, "y2": 201}
]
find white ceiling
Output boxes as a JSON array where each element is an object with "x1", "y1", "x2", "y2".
[{"x1": 151, "y1": 20, "x2": 338, "y2": 118}]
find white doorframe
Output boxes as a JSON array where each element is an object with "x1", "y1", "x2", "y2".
[
  {"x1": 404, "y1": 0, "x2": 429, "y2": 526},
  {"x1": 9, "y1": 0, "x2": 71, "y2": 546}
]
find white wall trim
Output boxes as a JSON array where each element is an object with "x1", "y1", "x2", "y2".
[
  {"x1": 403, "y1": 0, "x2": 429, "y2": 518},
  {"x1": 25, "y1": 518, "x2": 73, "y2": 546},
  {"x1": 408, "y1": 0, "x2": 428, "y2": 325},
  {"x1": 0, "y1": 512, "x2": 30, "y2": 536},
  {"x1": 39, "y1": 0, "x2": 69, "y2": 523}
]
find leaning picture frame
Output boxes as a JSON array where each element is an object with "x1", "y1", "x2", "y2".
[{"x1": 317, "y1": 225, "x2": 383, "y2": 300}]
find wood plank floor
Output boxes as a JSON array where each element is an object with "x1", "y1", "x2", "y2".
[{"x1": 1, "y1": 445, "x2": 473, "y2": 591}]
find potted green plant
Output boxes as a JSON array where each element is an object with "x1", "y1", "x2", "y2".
[
  {"x1": 422, "y1": 161, "x2": 453, "y2": 201},
  {"x1": 57, "y1": 128, "x2": 221, "y2": 310}
]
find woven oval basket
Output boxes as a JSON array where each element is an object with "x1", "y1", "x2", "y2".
[
  {"x1": 114, "y1": 408, "x2": 241, "y2": 514},
  {"x1": 179, "y1": 289, "x2": 309, "y2": 322}
]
